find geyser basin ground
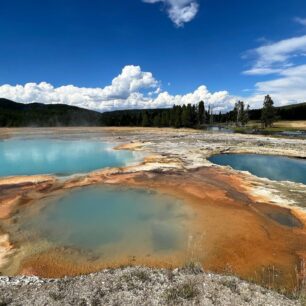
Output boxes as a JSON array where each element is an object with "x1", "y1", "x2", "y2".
[
  {"x1": 1, "y1": 127, "x2": 306, "y2": 294},
  {"x1": 209, "y1": 153, "x2": 306, "y2": 185},
  {"x1": 0, "y1": 138, "x2": 142, "y2": 177}
]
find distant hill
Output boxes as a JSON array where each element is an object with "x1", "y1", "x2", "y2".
[
  {"x1": 0, "y1": 98, "x2": 102, "y2": 127},
  {"x1": 0, "y1": 98, "x2": 173, "y2": 127}
]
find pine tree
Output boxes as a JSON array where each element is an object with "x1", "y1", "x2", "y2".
[
  {"x1": 209, "y1": 106, "x2": 214, "y2": 124},
  {"x1": 181, "y1": 105, "x2": 188, "y2": 127},
  {"x1": 174, "y1": 105, "x2": 182, "y2": 128},
  {"x1": 261, "y1": 95, "x2": 276, "y2": 128},
  {"x1": 170, "y1": 105, "x2": 176, "y2": 127},
  {"x1": 141, "y1": 111, "x2": 149, "y2": 127},
  {"x1": 191, "y1": 104, "x2": 197, "y2": 126},
  {"x1": 153, "y1": 114, "x2": 161, "y2": 127},
  {"x1": 218, "y1": 111, "x2": 222, "y2": 123},
  {"x1": 198, "y1": 101, "x2": 205, "y2": 125},
  {"x1": 181, "y1": 104, "x2": 193, "y2": 127},
  {"x1": 161, "y1": 111, "x2": 169, "y2": 127}
]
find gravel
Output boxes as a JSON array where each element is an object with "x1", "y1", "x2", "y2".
[{"x1": 0, "y1": 266, "x2": 300, "y2": 305}]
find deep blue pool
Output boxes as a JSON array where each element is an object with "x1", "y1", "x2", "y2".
[{"x1": 209, "y1": 154, "x2": 306, "y2": 184}]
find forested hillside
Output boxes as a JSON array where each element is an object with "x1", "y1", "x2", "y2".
[
  {"x1": 0, "y1": 98, "x2": 101, "y2": 127},
  {"x1": 0, "y1": 98, "x2": 306, "y2": 128}
]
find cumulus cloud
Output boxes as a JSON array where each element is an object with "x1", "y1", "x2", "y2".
[
  {"x1": 1, "y1": 62, "x2": 305, "y2": 114},
  {"x1": 143, "y1": 0, "x2": 199, "y2": 27},
  {"x1": 0, "y1": 65, "x2": 236, "y2": 113},
  {"x1": 152, "y1": 86, "x2": 236, "y2": 112}
]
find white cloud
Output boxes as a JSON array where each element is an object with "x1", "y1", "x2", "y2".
[
  {"x1": 143, "y1": 0, "x2": 199, "y2": 27},
  {"x1": 242, "y1": 32, "x2": 306, "y2": 108},
  {"x1": 243, "y1": 35, "x2": 306, "y2": 74},
  {"x1": 252, "y1": 65, "x2": 306, "y2": 105},
  {"x1": 243, "y1": 67, "x2": 282, "y2": 76},
  {"x1": 152, "y1": 86, "x2": 236, "y2": 112},
  {"x1": 294, "y1": 17, "x2": 306, "y2": 26},
  {"x1": 0, "y1": 65, "x2": 236, "y2": 113}
]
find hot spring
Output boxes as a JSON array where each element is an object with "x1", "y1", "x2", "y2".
[
  {"x1": 0, "y1": 138, "x2": 143, "y2": 177},
  {"x1": 5, "y1": 185, "x2": 194, "y2": 276},
  {"x1": 209, "y1": 153, "x2": 306, "y2": 185}
]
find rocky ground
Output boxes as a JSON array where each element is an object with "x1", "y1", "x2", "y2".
[{"x1": 0, "y1": 266, "x2": 301, "y2": 306}]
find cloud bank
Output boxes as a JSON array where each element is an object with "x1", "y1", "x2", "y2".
[
  {"x1": 143, "y1": 0, "x2": 199, "y2": 27},
  {"x1": 0, "y1": 65, "x2": 236, "y2": 113}
]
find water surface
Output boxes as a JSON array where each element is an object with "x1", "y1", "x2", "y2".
[
  {"x1": 204, "y1": 126, "x2": 234, "y2": 133},
  {"x1": 20, "y1": 186, "x2": 191, "y2": 256},
  {"x1": 209, "y1": 154, "x2": 306, "y2": 184},
  {"x1": 0, "y1": 138, "x2": 142, "y2": 177}
]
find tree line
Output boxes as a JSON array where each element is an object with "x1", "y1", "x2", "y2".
[
  {"x1": 101, "y1": 101, "x2": 221, "y2": 128},
  {"x1": 1, "y1": 95, "x2": 305, "y2": 128},
  {"x1": 101, "y1": 95, "x2": 277, "y2": 128}
]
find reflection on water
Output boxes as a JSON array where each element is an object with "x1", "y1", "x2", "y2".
[
  {"x1": 20, "y1": 186, "x2": 191, "y2": 255},
  {"x1": 0, "y1": 138, "x2": 143, "y2": 177},
  {"x1": 204, "y1": 126, "x2": 234, "y2": 133},
  {"x1": 209, "y1": 154, "x2": 306, "y2": 184},
  {"x1": 277, "y1": 130, "x2": 306, "y2": 139}
]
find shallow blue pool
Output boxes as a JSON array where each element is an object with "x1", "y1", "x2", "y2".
[
  {"x1": 209, "y1": 154, "x2": 306, "y2": 184},
  {"x1": 21, "y1": 186, "x2": 190, "y2": 254},
  {"x1": 0, "y1": 138, "x2": 142, "y2": 177}
]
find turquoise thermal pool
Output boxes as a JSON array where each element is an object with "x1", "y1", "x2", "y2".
[
  {"x1": 19, "y1": 186, "x2": 192, "y2": 258},
  {"x1": 0, "y1": 138, "x2": 143, "y2": 177}
]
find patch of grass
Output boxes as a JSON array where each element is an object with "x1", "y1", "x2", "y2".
[
  {"x1": 220, "y1": 278, "x2": 238, "y2": 294},
  {"x1": 130, "y1": 270, "x2": 150, "y2": 282},
  {"x1": 165, "y1": 280, "x2": 200, "y2": 302},
  {"x1": 299, "y1": 292, "x2": 306, "y2": 306},
  {"x1": 182, "y1": 261, "x2": 203, "y2": 275},
  {"x1": 119, "y1": 273, "x2": 133, "y2": 284},
  {"x1": 118, "y1": 270, "x2": 150, "y2": 291}
]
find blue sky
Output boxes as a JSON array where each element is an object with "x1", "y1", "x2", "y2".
[{"x1": 0, "y1": 0, "x2": 306, "y2": 112}]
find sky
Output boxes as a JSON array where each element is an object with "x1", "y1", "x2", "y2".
[{"x1": 0, "y1": 0, "x2": 306, "y2": 112}]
